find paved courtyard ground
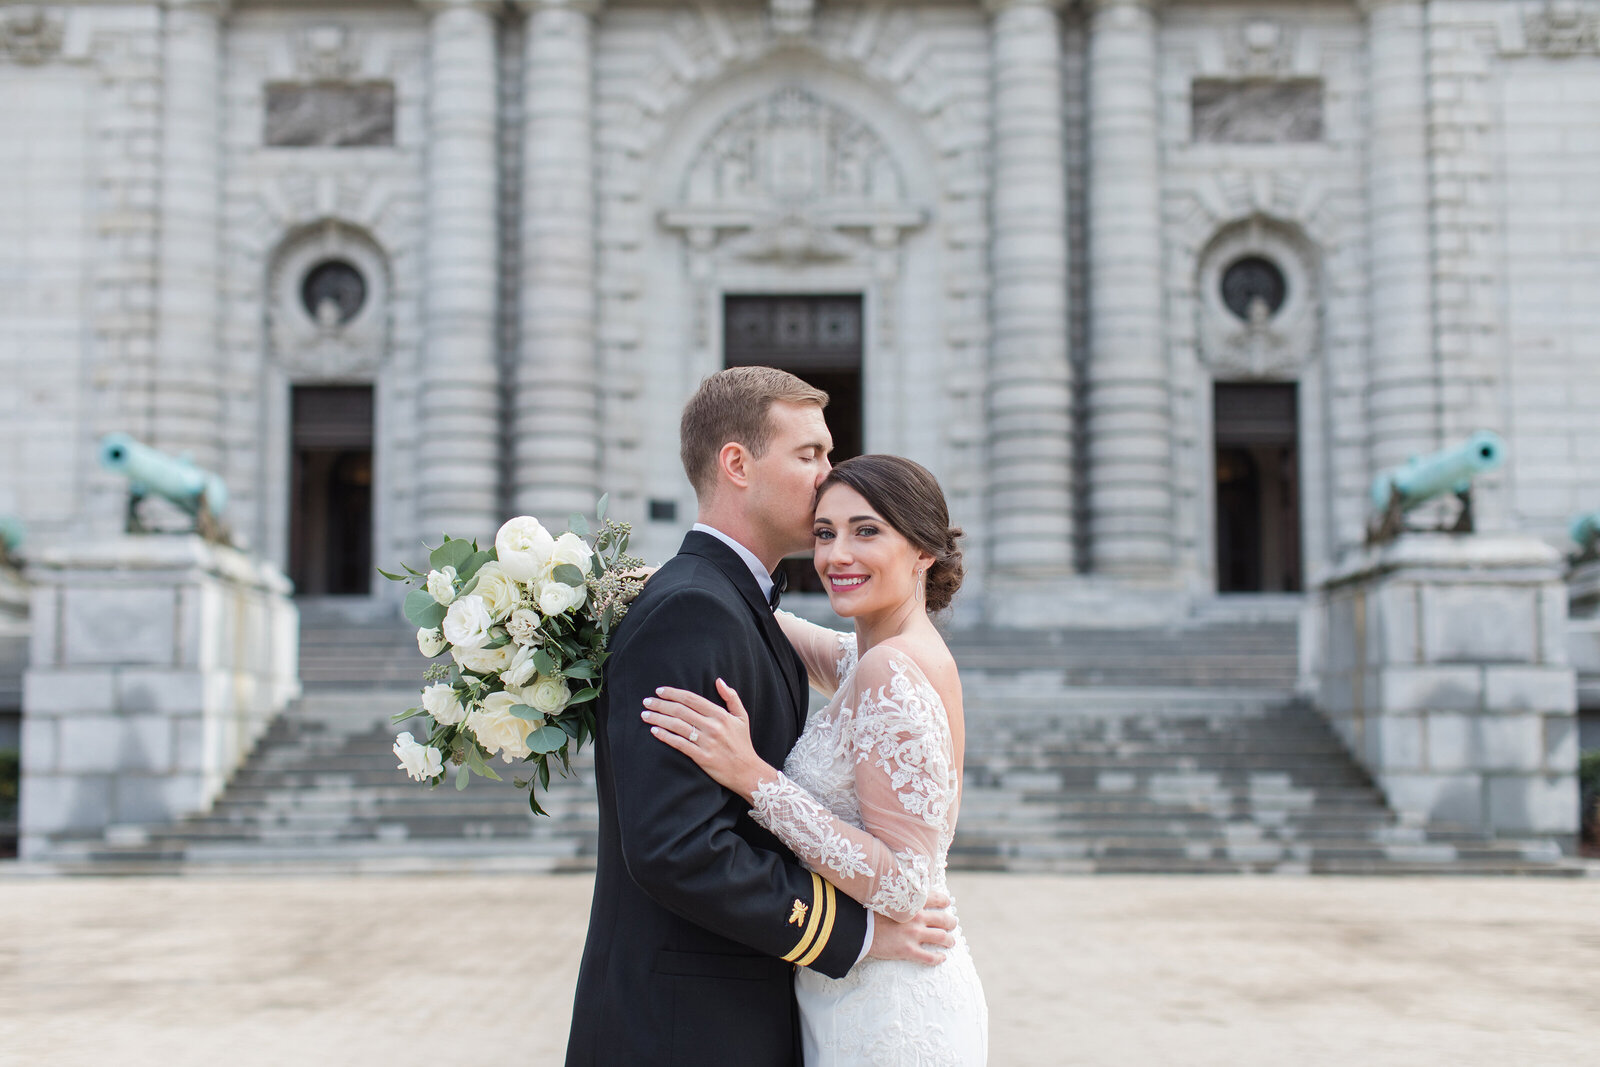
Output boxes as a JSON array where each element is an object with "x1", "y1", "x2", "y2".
[{"x1": 0, "y1": 871, "x2": 1595, "y2": 1066}]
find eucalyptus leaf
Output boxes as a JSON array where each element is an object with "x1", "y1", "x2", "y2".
[
  {"x1": 431, "y1": 538, "x2": 474, "y2": 573},
  {"x1": 377, "y1": 567, "x2": 410, "y2": 582},
  {"x1": 404, "y1": 588, "x2": 447, "y2": 629},
  {"x1": 455, "y1": 765, "x2": 470, "y2": 791},
  {"x1": 552, "y1": 563, "x2": 587, "y2": 588},
  {"x1": 484, "y1": 630, "x2": 511, "y2": 649},
  {"x1": 569, "y1": 513, "x2": 590, "y2": 538},
  {"x1": 508, "y1": 703, "x2": 546, "y2": 724},
  {"x1": 563, "y1": 661, "x2": 597, "y2": 679},
  {"x1": 455, "y1": 575, "x2": 480, "y2": 599},
  {"x1": 568, "y1": 686, "x2": 600, "y2": 704},
  {"x1": 457, "y1": 548, "x2": 496, "y2": 582},
  {"x1": 601, "y1": 603, "x2": 617, "y2": 631},
  {"x1": 596, "y1": 493, "x2": 609, "y2": 521},
  {"x1": 528, "y1": 724, "x2": 567, "y2": 754},
  {"x1": 390, "y1": 707, "x2": 424, "y2": 724},
  {"x1": 532, "y1": 649, "x2": 559, "y2": 676},
  {"x1": 558, "y1": 716, "x2": 583, "y2": 741}
]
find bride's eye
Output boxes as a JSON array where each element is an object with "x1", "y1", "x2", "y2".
[
  {"x1": 813, "y1": 528, "x2": 834, "y2": 541},
  {"x1": 856, "y1": 525, "x2": 878, "y2": 537}
]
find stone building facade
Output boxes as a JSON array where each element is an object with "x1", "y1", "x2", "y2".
[{"x1": 3, "y1": 0, "x2": 1600, "y2": 629}]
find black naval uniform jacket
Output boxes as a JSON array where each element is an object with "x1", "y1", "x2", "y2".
[{"x1": 565, "y1": 531, "x2": 868, "y2": 1067}]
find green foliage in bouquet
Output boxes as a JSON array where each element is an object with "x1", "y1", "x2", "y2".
[{"x1": 380, "y1": 495, "x2": 644, "y2": 815}]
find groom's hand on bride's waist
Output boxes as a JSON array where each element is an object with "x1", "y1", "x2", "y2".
[{"x1": 864, "y1": 890, "x2": 956, "y2": 967}]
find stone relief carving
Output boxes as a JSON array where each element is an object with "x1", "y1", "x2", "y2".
[
  {"x1": 659, "y1": 89, "x2": 927, "y2": 352},
  {"x1": 1224, "y1": 18, "x2": 1294, "y2": 78},
  {"x1": 1196, "y1": 218, "x2": 1319, "y2": 380},
  {"x1": 295, "y1": 24, "x2": 360, "y2": 80},
  {"x1": 0, "y1": 5, "x2": 65, "y2": 65},
  {"x1": 1192, "y1": 79, "x2": 1324, "y2": 144},
  {"x1": 770, "y1": 0, "x2": 814, "y2": 37},
  {"x1": 1522, "y1": 1, "x2": 1600, "y2": 56},
  {"x1": 268, "y1": 220, "x2": 391, "y2": 380},
  {"x1": 265, "y1": 83, "x2": 396, "y2": 147}
]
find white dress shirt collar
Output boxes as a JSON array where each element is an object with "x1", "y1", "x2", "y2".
[{"x1": 691, "y1": 523, "x2": 774, "y2": 602}]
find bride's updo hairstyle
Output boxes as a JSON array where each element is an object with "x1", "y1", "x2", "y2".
[{"x1": 817, "y1": 455, "x2": 965, "y2": 612}]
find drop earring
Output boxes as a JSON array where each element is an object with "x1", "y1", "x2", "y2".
[{"x1": 916, "y1": 568, "x2": 926, "y2": 601}]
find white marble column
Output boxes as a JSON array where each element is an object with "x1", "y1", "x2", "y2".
[
  {"x1": 1085, "y1": 0, "x2": 1170, "y2": 579},
  {"x1": 986, "y1": 0, "x2": 1074, "y2": 575},
  {"x1": 1362, "y1": 0, "x2": 1438, "y2": 475},
  {"x1": 512, "y1": 0, "x2": 600, "y2": 523},
  {"x1": 419, "y1": 0, "x2": 503, "y2": 543},
  {"x1": 154, "y1": 0, "x2": 228, "y2": 472}
]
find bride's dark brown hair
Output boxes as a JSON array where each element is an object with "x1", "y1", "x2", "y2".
[{"x1": 816, "y1": 455, "x2": 965, "y2": 612}]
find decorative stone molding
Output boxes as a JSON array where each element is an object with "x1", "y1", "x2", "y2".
[
  {"x1": 1223, "y1": 18, "x2": 1295, "y2": 78},
  {"x1": 0, "y1": 5, "x2": 64, "y2": 65},
  {"x1": 770, "y1": 0, "x2": 814, "y2": 37},
  {"x1": 1522, "y1": 1, "x2": 1600, "y2": 56},
  {"x1": 1196, "y1": 217, "x2": 1320, "y2": 380},
  {"x1": 294, "y1": 23, "x2": 359, "y2": 81},
  {"x1": 267, "y1": 221, "x2": 391, "y2": 381},
  {"x1": 658, "y1": 88, "x2": 928, "y2": 352}
]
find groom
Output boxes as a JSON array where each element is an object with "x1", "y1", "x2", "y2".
[{"x1": 566, "y1": 367, "x2": 956, "y2": 1066}]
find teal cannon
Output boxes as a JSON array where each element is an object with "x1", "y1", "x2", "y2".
[
  {"x1": 1572, "y1": 511, "x2": 1600, "y2": 562},
  {"x1": 98, "y1": 433, "x2": 230, "y2": 544},
  {"x1": 1368, "y1": 430, "x2": 1506, "y2": 543},
  {"x1": 0, "y1": 517, "x2": 22, "y2": 568}
]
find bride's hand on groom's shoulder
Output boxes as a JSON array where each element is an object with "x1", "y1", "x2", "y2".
[
  {"x1": 868, "y1": 895, "x2": 957, "y2": 967},
  {"x1": 642, "y1": 678, "x2": 774, "y2": 800}
]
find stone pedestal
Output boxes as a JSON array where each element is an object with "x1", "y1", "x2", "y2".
[
  {"x1": 18, "y1": 537, "x2": 299, "y2": 858},
  {"x1": 0, "y1": 566, "x2": 25, "y2": 748},
  {"x1": 1569, "y1": 558, "x2": 1600, "y2": 716},
  {"x1": 1312, "y1": 534, "x2": 1578, "y2": 838}
]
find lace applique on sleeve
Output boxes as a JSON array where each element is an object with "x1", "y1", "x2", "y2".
[
  {"x1": 748, "y1": 647, "x2": 955, "y2": 922},
  {"x1": 774, "y1": 610, "x2": 856, "y2": 697}
]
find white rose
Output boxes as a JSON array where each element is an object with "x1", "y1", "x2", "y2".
[
  {"x1": 426, "y1": 566, "x2": 458, "y2": 606},
  {"x1": 416, "y1": 628, "x2": 446, "y2": 657},
  {"x1": 495, "y1": 516, "x2": 555, "y2": 584},
  {"x1": 393, "y1": 731, "x2": 444, "y2": 782},
  {"x1": 527, "y1": 675, "x2": 572, "y2": 717},
  {"x1": 500, "y1": 644, "x2": 539, "y2": 689},
  {"x1": 506, "y1": 608, "x2": 543, "y2": 647},
  {"x1": 537, "y1": 579, "x2": 587, "y2": 617},
  {"x1": 467, "y1": 692, "x2": 534, "y2": 763},
  {"x1": 549, "y1": 531, "x2": 595, "y2": 576},
  {"x1": 421, "y1": 682, "x2": 467, "y2": 725},
  {"x1": 472, "y1": 562, "x2": 521, "y2": 622},
  {"x1": 442, "y1": 595, "x2": 494, "y2": 649},
  {"x1": 452, "y1": 642, "x2": 515, "y2": 676}
]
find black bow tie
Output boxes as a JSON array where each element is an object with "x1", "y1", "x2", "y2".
[{"x1": 768, "y1": 568, "x2": 788, "y2": 611}]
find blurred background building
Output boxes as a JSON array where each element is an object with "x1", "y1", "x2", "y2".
[{"x1": 1, "y1": 0, "x2": 1597, "y2": 868}]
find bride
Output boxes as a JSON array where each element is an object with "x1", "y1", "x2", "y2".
[{"x1": 642, "y1": 454, "x2": 988, "y2": 1065}]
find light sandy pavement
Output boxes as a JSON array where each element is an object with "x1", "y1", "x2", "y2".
[{"x1": 0, "y1": 871, "x2": 1596, "y2": 1066}]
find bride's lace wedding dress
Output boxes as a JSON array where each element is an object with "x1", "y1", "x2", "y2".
[{"x1": 754, "y1": 614, "x2": 988, "y2": 1066}]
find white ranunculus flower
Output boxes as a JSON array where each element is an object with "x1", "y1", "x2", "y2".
[
  {"x1": 549, "y1": 531, "x2": 595, "y2": 575},
  {"x1": 393, "y1": 731, "x2": 444, "y2": 781},
  {"x1": 442, "y1": 594, "x2": 494, "y2": 649},
  {"x1": 495, "y1": 516, "x2": 556, "y2": 584},
  {"x1": 467, "y1": 692, "x2": 534, "y2": 763},
  {"x1": 537, "y1": 579, "x2": 587, "y2": 618},
  {"x1": 506, "y1": 608, "x2": 543, "y2": 647},
  {"x1": 421, "y1": 682, "x2": 467, "y2": 725},
  {"x1": 472, "y1": 561, "x2": 520, "y2": 622},
  {"x1": 426, "y1": 566, "x2": 458, "y2": 606},
  {"x1": 416, "y1": 627, "x2": 446, "y2": 658},
  {"x1": 452, "y1": 642, "x2": 515, "y2": 676},
  {"x1": 500, "y1": 644, "x2": 539, "y2": 688},
  {"x1": 527, "y1": 675, "x2": 572, "y2": 717}
]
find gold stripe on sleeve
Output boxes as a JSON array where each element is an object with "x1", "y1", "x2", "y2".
[
  {"x1": 793, "y1": 880, "x2": 838, "y2": 969},
  {"x1": 781, "y1": 872, "x2": 825, "y2": 963}
]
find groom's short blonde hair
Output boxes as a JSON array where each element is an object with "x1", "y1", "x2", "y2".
[{"x1": 680, "y1": 366, "x2": 829, "y2": 498}]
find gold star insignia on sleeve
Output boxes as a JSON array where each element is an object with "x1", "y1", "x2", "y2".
[{"x1": 788, "y1": 899, "x2": 808, "y2": 927}]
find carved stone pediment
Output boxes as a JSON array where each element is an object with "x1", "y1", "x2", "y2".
[
  {"x1": 659, "y1": 88, "x2": 927, "y2": 261},
  {"x1": 1224, "y1": 18, "x2": 1294, "y2": 78},
  {"x1": 0, "y1": 6, "x2": 65, "y2": 65},
  {"x1": 296, "y1": 24, "x2": 360, "y2": 80}
]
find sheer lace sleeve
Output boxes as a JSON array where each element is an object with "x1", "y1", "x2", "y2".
[
  {"x1": 747, "y1": 645, "x2": 955, "y2": 922},
  {"x1": 774, "y1": 609, "x2": 858, "y2": 697}
]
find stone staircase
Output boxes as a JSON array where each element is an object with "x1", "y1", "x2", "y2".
[{"x1": 54, "y1": 604, "x2": 1583, "y2": 874}]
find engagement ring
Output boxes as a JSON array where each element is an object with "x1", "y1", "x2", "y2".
[{"x1": 689, "y1": 728, "x2": 699, "y2": 744}]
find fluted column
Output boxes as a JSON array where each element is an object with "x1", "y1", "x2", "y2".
[
  {"x1": 512, "y1": 0, "x2": 600, "y2": 523},
  {"x1": 986, "y1": 0, "x2": 1074, "y2": 575},
  {"x1": 1085, "y1": 0, "x2": 1170, "y2": 578},
  {"x1": 419, "y1": 0, "x2": 502, "y2": 543},
  {"x1": 1362, "y1": 0, "x2": 1438, "y2": 475},
  {"x1": 154, "y1": 0, "x2": 228, "y2": 472}
]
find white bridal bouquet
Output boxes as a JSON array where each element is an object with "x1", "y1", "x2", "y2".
[{"x1": 381, "y1": 497, "x2": 643, "y2": 814}]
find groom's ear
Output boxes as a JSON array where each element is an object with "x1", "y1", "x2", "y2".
[{"x1": 717, "y1": 441, "x2": 752, "y2": 490}]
